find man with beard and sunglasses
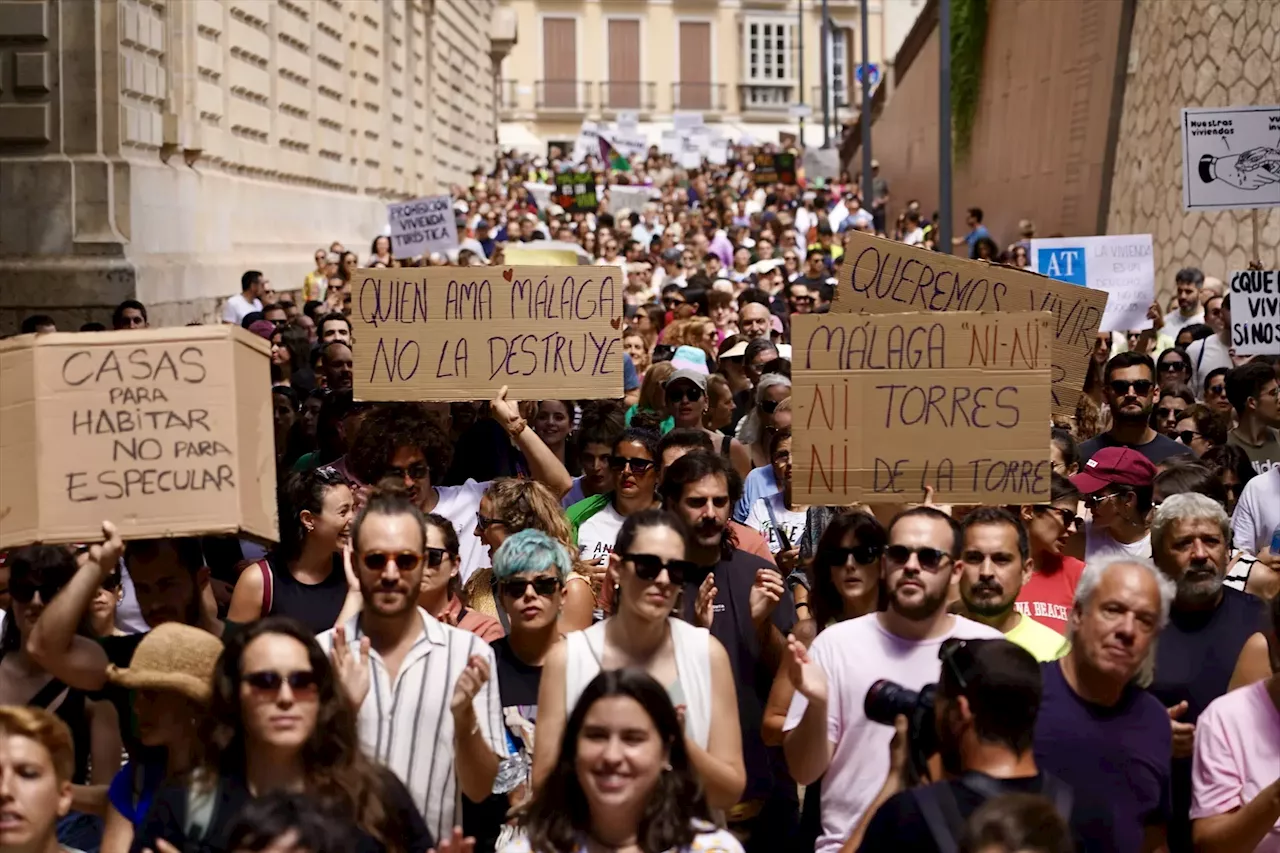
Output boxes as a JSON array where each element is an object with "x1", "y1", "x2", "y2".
[
  {"x1": 783, "y1": 507, "x2": 1002, "y2": 853},
  {"x1": 658, "y1": 450, "x2": 798, "y2": 852},
  {"x1": 318, "y1": 491, "x2": 505, "y2": 844},
  {"x1": 954, "y1": 508, "x2": 1069, "y2": 663},
  {"x1": 854, "y1": 640, "x2": 1117, "y2": 853},
  {"x1": 1146, "y1": 493, "x2": 1269, "y2": 853},
  {"x1": 1078, "y1": 351, "x2": 1188, "y2": 467}
]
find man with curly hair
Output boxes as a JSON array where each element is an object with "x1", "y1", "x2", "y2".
[{"x1": 347, "y1": 387, "x2": 572, "y2": 581}]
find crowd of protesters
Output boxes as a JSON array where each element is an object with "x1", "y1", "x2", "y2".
[{"x1": 4, "y1": 142, "x2": 1280, "y2": 853}]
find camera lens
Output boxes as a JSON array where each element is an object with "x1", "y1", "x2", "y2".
[{"x1": 864, "y1": 679, "x2": 921, "y2": 726}]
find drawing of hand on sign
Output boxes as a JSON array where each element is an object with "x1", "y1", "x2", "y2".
[{"x1": 1199, "y1": 147, "x2": 1280, "y2": 191}]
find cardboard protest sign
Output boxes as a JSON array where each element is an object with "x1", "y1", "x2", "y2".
[
  {"x1": 387, "y1": 196, "x2": 458, "y2": 259},
  {"x1": 1031, "y1": 234, "x2": 1154, "y2": 333},
  {"x1": 832, "y1": 231, "x2": 1108, "y2": 418},
  {"x1": 554, "y1": 172, "x2": 598, "y2": 213},
  {"x1": 0, "y1": 326, "x2": 277, "y2": 548},
  {"x1": 1228, "y1": 269, "x2": 1280, "y2": 356},
  {"x1": 351, "y1": 266, "x2": 624, "y2": 402},
  {"x1": 792, "y1": 312, "x2": 1053, "y2": 506},
  {"x1": 753, "y1": 152, "x2": 797, "y2": 185},
  {"x1": 1181, "y1": 105, "x2": 1280, "y2": 211}
]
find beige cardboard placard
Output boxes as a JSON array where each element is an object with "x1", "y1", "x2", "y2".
[
  {"x1": 351, "y1": 266, "x2": 624, "y2": 402},
  {"x1": 792, "y1": 311, "x2": 1053, "y2": 506},
  {"x1": 832, "y1": 231, "x2": 1107, "y2": 418},
  {"x1": 0, "y1": 326, "x2": 278, "y2": 548}
]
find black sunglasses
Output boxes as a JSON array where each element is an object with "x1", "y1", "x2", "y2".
[
  {"x1": 1153, "y1": 406, "x2": 1183, "y2": 420},
  {"x1": 666, "y1": 387, "x2": 704, "y2": 403},
  {"x1": 609, "y1": 455, "x2": 655, "y2": 474},
  {"x1": 759, "y1": 398, "x2": 781, "y2": 414},
  {"x1": 9, "y1": 576, "x2": 68, "y2": 605},
  {"x1": 476, "y1": 514, "x2": 507, "y2": 532},
  {"x1": 1158, "y1": 361, "x2": 1186, "y2": 373},
  {"x1": 1034, "y1": 505, "x2": 1081, "y2": 529},
  {"x1": 939, "y1": 638, "x2": 975, "y2": 691},
  {"x1": 1108, "y1": 379, "x2": 1154, "y2": 396},
  {"x1": 425, "y1": 547, "x2": 447, "y2": 568},
  {"x1": 824, "y1": 544, "x2": 883, "y2": 566},
  {"x1": 361, "y1": 551, "x2": 423, "y2": 572},
  {"x1": 243, "y1": 670, "x2": 319, "y2": 695},
  {"x1": 625, "y1": 553, "x2": 698, "y2": 586},
  {"x1": 500, "y1": 577, "x2": 562, "y2": 599},
  {"x1": 1207, "y1": 384, "x2": 1226, "y2": 395},
  {"x1": 385, "y1": 463, "x2": 429, "y2": 481},
  {"x1": 885, "y1": 544, "x2": 951, "y2": 571},
  {"x1": 1178, "y1": 430, "x2": 1201, "y2": 445}
]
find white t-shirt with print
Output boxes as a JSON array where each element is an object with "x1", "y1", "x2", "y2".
[
  {"x1": 1084, "y1": 522, "x2": 1152, "y2": 564},
  {"x1": 744, "y1": 493, "x2": 806, "y2": 554},
  {"x1": 434, "y1": 479, "x2": 492, "y2": 582},
  {"x1": 577, "y1": 502, "x2": 625, "y2": 567}
]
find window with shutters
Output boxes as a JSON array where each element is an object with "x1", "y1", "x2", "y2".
[{"x1": 741, "y1": 17, "x2": 794, "y2": 109}]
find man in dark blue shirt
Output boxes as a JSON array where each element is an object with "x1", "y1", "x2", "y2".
[
  {"x1": 1077, "y1": 351, "x2": 1191, "y2": 466},
  {"x1": 1148, "y1": 493, "x2": 1269, "y2": 853}
]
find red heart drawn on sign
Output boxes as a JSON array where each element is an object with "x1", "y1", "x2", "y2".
[
  {"x1": 503, "y1": 269, "x2": 513, "y2": 282},
  {"x1": 610, "y1": 317, "x2": 622, "y2": 330}
]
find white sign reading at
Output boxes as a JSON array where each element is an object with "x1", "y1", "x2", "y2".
[
  {"x1": 387, "y1": 196, "x2": 457, "y2": 259},
  {"x1": 1181, "y1": 105, "x2": 1280, "y2": 211},
  {"x1": 1228, "y1": 269, "x2": 1280, "y2": 356},
  {"x1": 1031, "y1": 234, "x2": 1153, "y2": 333}
]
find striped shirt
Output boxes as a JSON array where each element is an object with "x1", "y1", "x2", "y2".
[{"x1": 317, "y1": 608, "x2": 506, "y2": 843}]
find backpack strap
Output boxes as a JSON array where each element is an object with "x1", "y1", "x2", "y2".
[
  {"x1": 28, "y1": 677, "x2": 71, "y2": 711},
  {"x1": 258, "y1": 559, "x2": 274, "y2": 616},
  {"x1": 184, "y1": 773, "x2": 221, "y2": 842},
  {"x1": 910, "y1": 784, "x2": 965, "y2": 853}
]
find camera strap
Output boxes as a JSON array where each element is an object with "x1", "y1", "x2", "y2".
[{"x1": 911, "y1": 773, "x2": 1075, "y2": 853}]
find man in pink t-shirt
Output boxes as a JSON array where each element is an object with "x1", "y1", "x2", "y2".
[
  {"x1": 1191, "y1": 679, "x2": 1280, "y2": 851},
  {"x1": 782, "y1": 507, "x2": 1002, "y2": 853}
]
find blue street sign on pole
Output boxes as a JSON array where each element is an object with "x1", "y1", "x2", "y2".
[{"x1": 855, "y1": 63, "x2": 881, "y2": 87}]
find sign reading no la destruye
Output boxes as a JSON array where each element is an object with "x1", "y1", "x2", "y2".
[{"x1": 351, "y1": 266, "x2": 625, "y2": 402}]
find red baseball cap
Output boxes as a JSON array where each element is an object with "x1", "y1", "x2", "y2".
[{"x1": 1071, "y1": 446, "x2": 1158, "y2": 494}]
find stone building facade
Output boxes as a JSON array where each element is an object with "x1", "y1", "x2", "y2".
[
  {"x1": 1106, "y1": 0, "x2": 1280, "y2": 286},
  {"x1": 0, "y1": 0, "x2": 515, "y2": 332}
]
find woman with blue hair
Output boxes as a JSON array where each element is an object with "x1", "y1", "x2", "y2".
[{"x1": 464, "y1": 528, "x2": 573, "y2": 851}]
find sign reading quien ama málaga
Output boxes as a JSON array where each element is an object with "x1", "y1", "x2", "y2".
[{"x1": 351, "y1": 266, "x2": 625, "y2": 402}]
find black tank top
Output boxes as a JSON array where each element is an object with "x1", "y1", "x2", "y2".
[
  {"x1": 265, "y1": 552, "x2": 349, "y2": 636},
  {"x1": 0, "y1": 651, "x2": 91, "y2": 783}
]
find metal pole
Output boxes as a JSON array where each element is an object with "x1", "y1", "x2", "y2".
[
  {"x1": 860, "y1": 0, "x2": 872, "y2": 207},
  {"x1": 820, "y1": 0, "x2": 831, "y2": 147},
  {"x1": 798, "y1": 0, "x2": 805, "y2": 146},
  {"x1": 942, "y1": 0, "x2": 952, "y2": 251},
  {"x1": 939, "y1": 0, "x2": 953, "y2": 252}
]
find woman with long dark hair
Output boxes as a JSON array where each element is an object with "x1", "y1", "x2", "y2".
[
  {"x1": 506, "y1": 669, "x2": 742, "y2": 853},
  {"x1": 533, "y1": 510, "x2": 745, "y2": 811},
  {"x1": 762, "y1": 510, "x2": 886, "y2": 741},
  {"x1": 130, "y1": 617, "x2": 433, "y2": 853},
  {"x1": 227, "y1": 468, "x2": 357, "y2": 635}
]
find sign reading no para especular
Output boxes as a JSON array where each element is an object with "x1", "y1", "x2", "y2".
[{"x1": 351, "y1": 266, "x2": 625, "y2": 402}]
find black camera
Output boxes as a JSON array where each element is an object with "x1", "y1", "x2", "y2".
[{"x1": 864, "y1": 679, "x2": 938, "y2": 782}]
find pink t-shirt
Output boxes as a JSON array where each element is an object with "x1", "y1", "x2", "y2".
[
  {"x1": 782, "y1": 613, "x2": 1004, "y2": 853},
  {"x1": 1191, "y1": 679, "x2": 1280, "y2": 852}
]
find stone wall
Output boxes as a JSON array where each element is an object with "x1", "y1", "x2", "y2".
[
  {"x1": 1107, "y1": 0, "x2": 1280, "y2": 298},
  {"x1": 0, "y1": 0, "x2": 507, "y2": 333}
]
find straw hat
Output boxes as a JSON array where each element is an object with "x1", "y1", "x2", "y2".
[{"x1": 106, "y1": 623, "x2": 223, "y2": 703}]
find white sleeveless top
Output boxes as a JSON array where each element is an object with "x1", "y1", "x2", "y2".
[{"x1": 564, "y1": 618, "x2": 713, "y2": 749}]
